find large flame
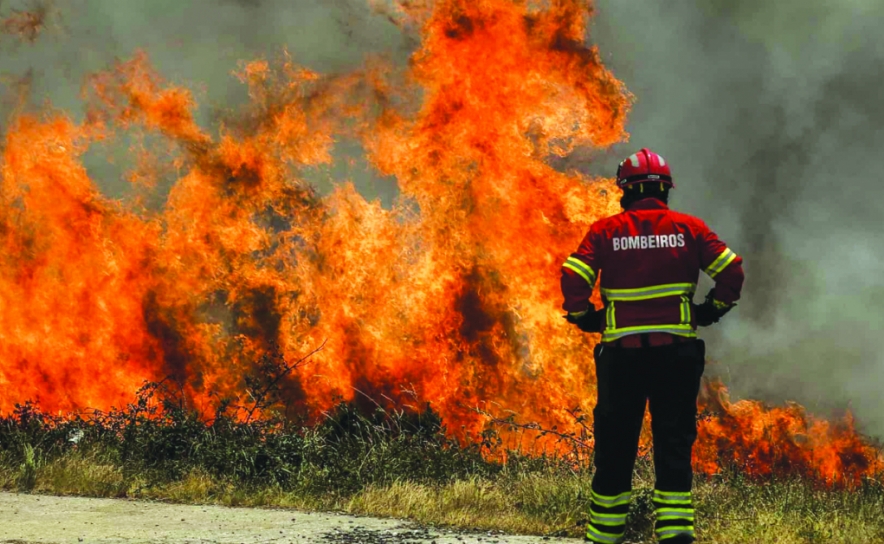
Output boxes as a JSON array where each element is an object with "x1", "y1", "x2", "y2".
[{"x1": 0, "y1": 0, "x2": 880, "y2": 484}]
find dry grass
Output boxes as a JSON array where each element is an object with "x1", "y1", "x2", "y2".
[
  {"x1": 3, "y1": 451, "x2": 883, "y2": 543},
  {"x1": 347, "y1": 474, "x2": 589, "y2": 536}
]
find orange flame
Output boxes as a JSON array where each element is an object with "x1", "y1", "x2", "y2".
[
  {"x1": 697, "y1": 378, "x2": 882, "y2": 485},
  {"x1": 0, "y1": 0, "x2": 880, "y2": 484}
]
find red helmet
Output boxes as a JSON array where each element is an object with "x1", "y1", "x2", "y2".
[{"x1": 616, "y1": 148, "x2": 674, "y2": 188}]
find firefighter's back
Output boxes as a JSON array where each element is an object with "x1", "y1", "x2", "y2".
[{"x1": 592, "y1": 199, "x2": 717, "y2": 341}]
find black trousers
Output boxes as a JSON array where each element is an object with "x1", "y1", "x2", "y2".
[{"x1": 586, "y1": 339, "x2": 705, "y2": 543}]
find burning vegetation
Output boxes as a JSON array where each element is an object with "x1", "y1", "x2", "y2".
[{"x1": 0, "y1": 0, "x2": 880, "y2": 487}]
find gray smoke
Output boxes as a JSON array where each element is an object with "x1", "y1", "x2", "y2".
[
  {"x1": 585, "y1": 0, "x2": 884, "y2": 436},
  {"x1": 3, "y1": 0, "x2": 883, "y2": 436},
  {"x1": 0, "y1": 0, "x2": 406, "y2": 204}
]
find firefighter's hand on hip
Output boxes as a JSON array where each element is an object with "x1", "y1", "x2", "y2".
[
  {"x1": 564, "y1": 307, "x2": 604, "y2": 333},
  {"x1": 693, "y1": 289, "x2": 736, "y2": 327}
]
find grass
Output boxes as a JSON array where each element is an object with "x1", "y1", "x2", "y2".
[
  {"x1": 1, "y1": 451, "x2": 883, "y2": 543},
  {"x1": 1, "y1": 382, "x2": 883, "y2": 544}
]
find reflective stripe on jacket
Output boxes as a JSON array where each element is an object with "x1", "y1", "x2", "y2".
[{"x1": 560, "y1": 198, "x2": 744, "y2": 342}]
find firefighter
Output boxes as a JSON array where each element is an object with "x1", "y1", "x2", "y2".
[{"x1": 560, "y1": 149, "x2": 744, "y2": 544}]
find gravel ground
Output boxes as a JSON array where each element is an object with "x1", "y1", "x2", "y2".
[{"x1": 0, "y1": 492, "x2": 579, "y2": 544}]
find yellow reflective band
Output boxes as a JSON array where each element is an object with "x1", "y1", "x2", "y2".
[
  {"x1": 712, "y1": 298, "x2": 730, "y2": 310},
  {"x1": 586, "y1": 525, "x2": 625, "y2": 544},
  {"x1": 679, "y1": 295, "x2": 689, "y2": 324},
  {"x1": 563, "y1": 257, "x2": 597, "y2": 286},
  {"x1": 590, "y1": 511, "x2": 628, "y2": 526},
  {"x1": 565, "y1": 257, "x2": 597, "y2": 283},
  {"x1": 705, "y1": 248, "x2": 738, "y2": 278},
  {"x1": 606, "y1": 301, "x2": 616, "y2": 331},
  {"x1": 652, "y1": 497, "x2": 693, "y2": 505},
  {"x1": 569, "y1": 309, "x2": 589, "y2": 318},
  {"x1": 601, "y1": 283, "x2": 696, "y2": 302},
  {"x1": 591, "y1": 512, "x2": 628, "y2": 522},
  {"x1": 656, "y1": 506, "x2": 695, "y2": 521},
  {"x1": 657, "y1": 527, "x2": 696, "y2": 539},
  {"x1": 602, "y1": 324, "x2": 697, "y2": 343},
  {"x1": 563, "y1": 262, "x2": 593, "y2": 285},
  {"x1": 706, "y1": 247, "x2": 733, "y2": 274},
  {"x1": 591, "y1": 490, "x2": 632, "y2": 504},
  {"x1": 655, "y1": 507, "x2": 695, "y2": 515},
  {"x1": 653, "y1": 490, "x2": 692, "y2": 498},
  {"x1": 592, "y1": 511, "x2": 629, "y2": 520},
  {"x1": 565, "y1": 256, "x2": 596, "y2": 277},
  {"x1": 710, "y1": 251, "x2": 737, "y2": 277}
]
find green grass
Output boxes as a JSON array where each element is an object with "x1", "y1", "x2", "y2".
[{"x1": 1, "y1": 383, "x2": 882, "y2": 544}]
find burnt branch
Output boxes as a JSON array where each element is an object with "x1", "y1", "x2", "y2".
[
  {"x1": 243, "y1": 339, "x2": 326, "y2": 423},
  {"x1": 468, "y1": 404, "x2": 594, "y2": 452}
]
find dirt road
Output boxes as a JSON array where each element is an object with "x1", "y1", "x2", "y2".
[{"x1": 0, "y1": 492, "x2": 578, "y2": 544}]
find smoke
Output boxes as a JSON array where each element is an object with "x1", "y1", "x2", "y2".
[
  {"x1": 585, "y1": 0, "x2": 884, "y2": 436},
  {"x1": 0, "y1": 0, "x2": 408, "y2": 204}
]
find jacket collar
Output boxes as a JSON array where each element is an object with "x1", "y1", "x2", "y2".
[{"x1": 625, "y1": 198, "x2": 669, "y2": 211}]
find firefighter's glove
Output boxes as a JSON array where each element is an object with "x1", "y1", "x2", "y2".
[
  {"x1": 564, "y1": 308, "x2": 603, "y2": 333},
  {"x1": 693, "y1": 290, "x2": 735, "y2": 327}
]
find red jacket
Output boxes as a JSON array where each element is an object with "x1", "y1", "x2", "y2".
[{"x1": 561, "y1": 198, "x2": 744, "y2": 342}]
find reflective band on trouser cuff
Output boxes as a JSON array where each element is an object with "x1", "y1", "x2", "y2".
[
  {"x1": 705, "y1": 247, "x2": 738, "y2": 278},
  {"x1": 602, "y1": 324, "x2": 697, "y2": 343},
  {"x1": 653, "y1": 490, "x2": 692, "y2": 505},
  {"x1": 654, "y1": 490, "x2": 694, "y2": 541},
  {"x1": 656, "y1": 508, "x2": 695, "y2": 521},
  {"x1": 587, "y1": 491, "x2": 630, "y2": 543},
  {"x1": 590, "y1": 511, "x2": 628, "y2": 526},
  {"x1": 657, "y1": 527, "x2": 696, "y2": 540},
  {"x1": 591, "y1": 490, "x2": 632, "y2": 507},
  {"x1": 601, "y1": 283, "x2": 696, "y2": 302},
  {"x1": 563, "y1": 256, "x2": 597, "y2": 286},
  {"x1": 586, "y1": 525, "x2": 625, "y2": 544}
]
